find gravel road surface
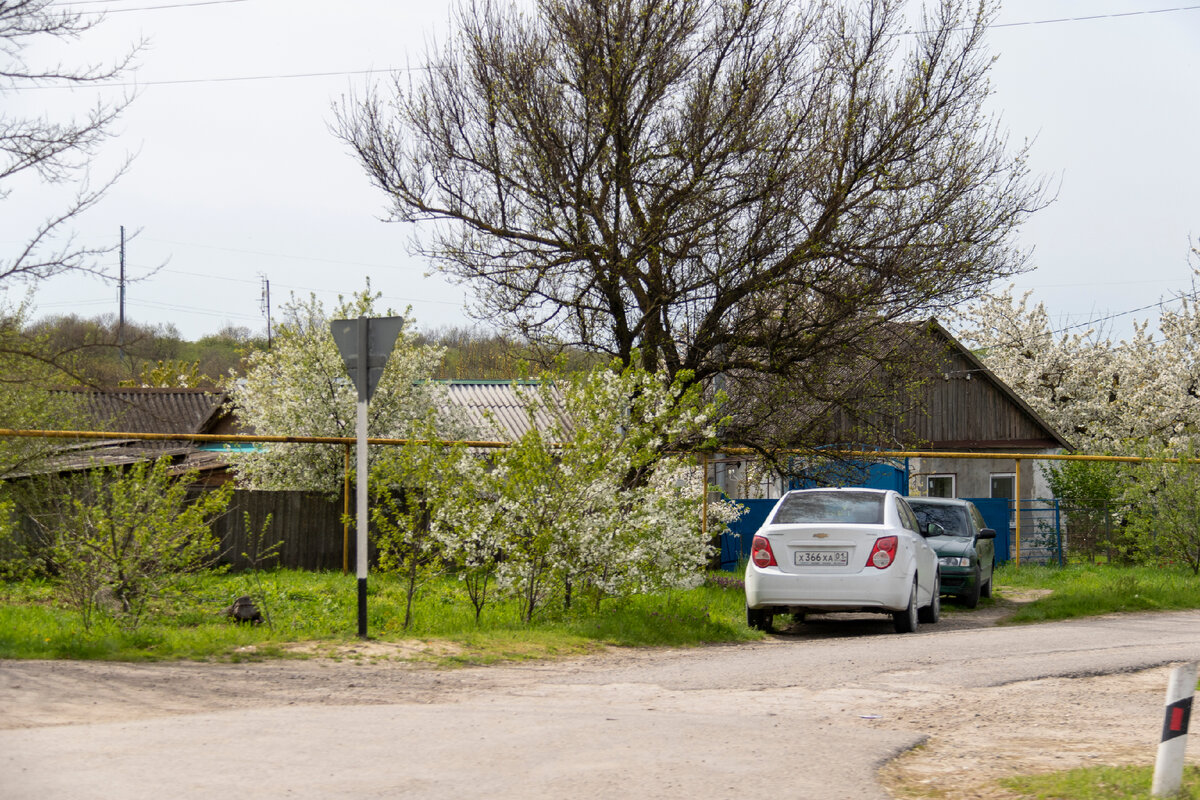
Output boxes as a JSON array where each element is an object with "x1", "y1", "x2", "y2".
[{"x1": 4, "y1": 605, "x2": 1200, "y2": 799}]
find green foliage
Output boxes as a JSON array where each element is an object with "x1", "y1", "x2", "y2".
[
  {"x1": 235, "y1": 511, "x2": 282, "y2": 627},
  {"x1": 24, "y1": 313, "x2": 186, "y2": 387},
  {"x1": 1000, "y1": 764, "x2": 1200, "y2": 800},
  {"x1": 1123, "y1": 440, "x2": 1200, "y2": 574},
  {"x1": 424, "y1": 361, "x2": 740, "y2": 625},
  {"x1": 183, "y1": 324, "x2": 268, "y2": 382},
  {"x1": 19, "y1": 458, "x2": 233, "y2": 630},
  {"x1": 417, "y1": 326, "x2": 600, "y2": 379},
  {"x1": 11, "y1": 314, "x2": 266, "y2": 389},
  {"x1": 121, "y1": 359, "x2": 210, "y2": 389},
  {"x1": 1042, "y1": 459, "x2": 1129, "y2": 563},
  {"x1": 0, "y1": 302, "x2": 92, "y2": 478},
  {"x1": 355, "y1": 359, "x2": 742, "y2": 629},
  {"x1": 996, "y1": 563, "x2": 1200, "y2": 623},
  {"x1": 370, "y1": 415, "x2": 472, "y2": 629},
  {"x1": 1043, "y1": 458, "x2": 1123, "y2": 504},
  {"x1": 0, "y1": 568, "x2": 758, "y2": 662}
]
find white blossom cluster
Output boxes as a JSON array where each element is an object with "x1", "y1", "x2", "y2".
[
  {"x1": 224, "y1": 290, "x2": 475, "y2": 494},
  {"x1": 955, "y1": 280, "x2": 1200, "y2": 454},
  {"x1": 376, "y1": 362, "x2": 743, "y2": 623}
]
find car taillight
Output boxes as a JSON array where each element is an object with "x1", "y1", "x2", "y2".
[
  {"x1": 751, "y1": 535, "x2": 777, "y2": 568},
  {"x1": 866, "y1": 535, "x2": 897, "y2": 569}
]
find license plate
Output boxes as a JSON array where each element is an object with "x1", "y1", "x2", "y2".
[{"x1": 794, "y1": 549, "x2": 849, "y2": 567}]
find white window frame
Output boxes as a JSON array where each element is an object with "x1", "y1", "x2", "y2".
[
  {"x1": 990, "y1": 473, "x2": 1016, "y2": 500},
  {"x1": 926, "y1": 474, "x2": 956, "y2": 498}
]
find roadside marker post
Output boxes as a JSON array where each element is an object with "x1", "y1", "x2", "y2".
[
  {"x1": 331, "y1": 315, "x2": 405, "y2": 639},
  {"x1": 1152, "y1": 661, "x2": 1198, "y2": 797}
]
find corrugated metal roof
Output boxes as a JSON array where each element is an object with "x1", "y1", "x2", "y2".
[
  {"x1": 442, "y1": 381, "x2": 570, "y2": 441},
  {"x1": 9, "y1": 443, "x2": 195, "y2": 479},
  {"x1": 59, "y1": 388, "x2": 228, "y2": 435}
]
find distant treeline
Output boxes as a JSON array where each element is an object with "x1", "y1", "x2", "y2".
[{"x1": 20, "y1": 315, "x2": 598, "y2": 388}]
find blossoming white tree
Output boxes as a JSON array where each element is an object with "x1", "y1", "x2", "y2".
[
  {"x1": 373, "y1": 361, "x2": 744, "y2": 626},
  {"x1": 225, "y1": 289, "x2": 472, "y2": 494},
  {"x1": 955, "y1": 278, "x2": 1200, "y2": 454},
  {"x1": 956, "y1": 261, "x2": 1200, "y2": 563},
  {"x1": 454, "y1": 363, "x2": 742, "y2": 622}
]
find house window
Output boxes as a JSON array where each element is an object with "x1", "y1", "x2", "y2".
[
  {"x1": 991, "y1": 473, "x2": 1016, "y2": 500},
  {"x1": 927, "y1": 474, "x2": 955, "y2": 498}
]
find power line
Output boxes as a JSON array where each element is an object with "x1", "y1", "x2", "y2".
[
  {"x1": 56, "y1": 0, "x2": 249, "y2": 12},
  {"x1": 946, "y1": 288, "x2": 1200, "y2": 364},
  {"x1": 19, "y1": 4, "x2": 1200, "y2": 91},
  {"x1": 1049, "y1": 293, "x2": 1199, "y2": 338},
  {"x1": 989, "y1": 4, "x2": 1200, "y2": 30},
  {"x1": 143, "y1": 237, "x2": 418, "y2": 272}
]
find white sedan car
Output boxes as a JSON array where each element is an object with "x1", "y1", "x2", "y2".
[{"x1": 744, "y1": 488, "x2": 941, "y2": 633}]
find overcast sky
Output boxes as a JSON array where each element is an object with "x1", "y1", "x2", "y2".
[{"x1": 6, "y1": 0, "x2": 1199, "y2": 343}]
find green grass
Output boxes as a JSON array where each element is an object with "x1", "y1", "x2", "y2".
[
  {"x1": 8, "y1": 560, "x2": 1200, "y2": 663},
  {"x1": 1000, "y1": 764, "x2": 1200, "y2": 799},
  {"x1": 994, "y1": 562, "x2": 1200, "y2": 623},
  {"x1": 0, "y1": 569, "x2": 759, "y2": 662}
]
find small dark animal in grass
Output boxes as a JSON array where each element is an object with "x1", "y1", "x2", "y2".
[{"x1": 222, "y1": 596, "x2": 263, "y2": 624}]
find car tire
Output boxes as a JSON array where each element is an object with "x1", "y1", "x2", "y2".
[
  {"x1": 893, "y1": 578, "x2": 919, "y2": 634},
  {"x1": 918, "y1": 571, "x2": 941, "y2": 624},
  {"x1": 981, "y1": 560, "x2": 994, "y2": 598},
  {"x1": 962, "y1": 565, "x2": 982, "y2": 609},
  {"x1": 746, "y1": 605, "x2": 774, "y2": 632}
]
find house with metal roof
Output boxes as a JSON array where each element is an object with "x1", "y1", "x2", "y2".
[
  {"x1": 35, "y1": 388, "x2": 237, "y2": 483},
  {"x1": 711, "y1": 318, "x2": 1072, "y2": 504},
  {"x1": 440, "y1": 380, "x2": 568, "y2": 442}
]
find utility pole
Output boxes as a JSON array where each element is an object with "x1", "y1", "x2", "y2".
[
  {"x1": 259, "y1": 274, "x2": 273, "y2": 349},
  {"x1": 118, "y1": 225, "x2": 126, "y2": 356}
]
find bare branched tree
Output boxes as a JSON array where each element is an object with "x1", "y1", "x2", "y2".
[
  {"x1": 1, "y1": 0, "x2": 138, "y2": 287},
  {"x1": 337, "y1": 0, "x2": 1046, "y2": 451}
]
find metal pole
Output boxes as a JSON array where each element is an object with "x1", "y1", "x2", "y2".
[
  {"x1": 1153, "y1": 661, "x2": 1198, "y2": 796},
  {"x1": 1014, "y1": 458, "x2": 1022, "y2": 567},
  {"x1": 356, "y1": 316, "x2": 369, "y2": 639},
  {"x1": 118, "y1": 226, "x2": 126, "y2": 357},
  {"x1": 343, "y1": 444, "x2": 350, "y2": 576},
  {"x1": 1054, "y1": 498, "x2": 1063, "y2": 566}
]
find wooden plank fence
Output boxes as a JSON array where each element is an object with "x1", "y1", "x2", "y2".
[{"x1": 212, "y1": 490, "x2": 359, "y2": 571}]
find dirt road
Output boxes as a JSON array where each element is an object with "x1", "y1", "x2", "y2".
[{"x1": 3, "y1": 603, "x2": 1199, "y2": 799}]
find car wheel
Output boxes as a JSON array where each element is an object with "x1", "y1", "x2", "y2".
[
  {"x1": 893, "y1": 578, "x2": 919, "y2": 634},
  {"x1": 962, "y1": 565, "x2": 982, "y2": 609},
  {"x1": 918, "y1": 571, "x2": 941, "y2": 624},
  {"x1": 746, "y1": 605, "x2": 774, "y2": 632},
  {"x1": 981, "y1": 560, "x2": 994, "y2": 598}
]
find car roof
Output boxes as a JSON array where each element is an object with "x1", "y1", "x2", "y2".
[
  {"x1": 905, "y1": 496, "x2": 972, "y2": 507},
  {"x1": 786, "y1": 487, "x2": 894, "y2": 495}
]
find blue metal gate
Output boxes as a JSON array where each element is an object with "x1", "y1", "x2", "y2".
[
  {"x1": 965, "y1": 498, "x2": 1011, "y2": 564},
  {"x1": 719, "y1": 499, "x2": 776, "y2": 571}
]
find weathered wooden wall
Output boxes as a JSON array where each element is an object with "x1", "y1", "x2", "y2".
[{"x1": 212, "y1": 490, "x2": 356, "y2": 571}]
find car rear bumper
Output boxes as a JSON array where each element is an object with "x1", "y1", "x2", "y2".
[{"x1": 744, "y1": 564, "x2": 915, "y2": 613}]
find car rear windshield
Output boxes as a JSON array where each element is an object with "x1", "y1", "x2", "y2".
[
  {"x1": 772, "y1": 492, "x2": 885, "y2": 525},
  {"x1": 910, "y1": 504, "x2": 970, "y2": 536}
]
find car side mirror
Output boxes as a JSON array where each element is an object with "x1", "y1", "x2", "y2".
[
  {"x1": 977, "y1": 528, "x2": 996, "y2": 540},
  {"x1": 924, "y1": 521, "x2": 946, "y2": 537}
]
